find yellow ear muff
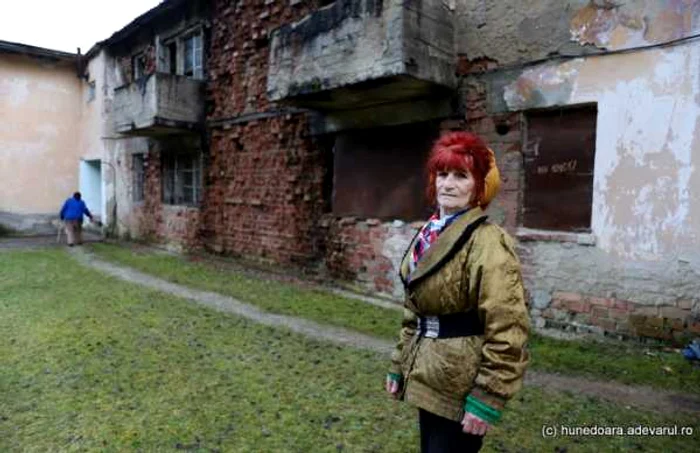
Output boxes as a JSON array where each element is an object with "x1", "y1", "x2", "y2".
[{"x1": 480, "y1": 148, "x2": 501, "y2": 207}]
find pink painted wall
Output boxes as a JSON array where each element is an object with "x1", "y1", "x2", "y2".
[{"x1": 0, "y1": 53, "x2": 82, "y2": 214}]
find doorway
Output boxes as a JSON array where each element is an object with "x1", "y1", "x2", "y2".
[{"x1": 79, "y1": 159, "x2": 103, "y2": 223}]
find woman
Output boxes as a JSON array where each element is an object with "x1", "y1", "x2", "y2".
[{"x1": 386, "y1": 131, "x2": 529, "y2": 453}]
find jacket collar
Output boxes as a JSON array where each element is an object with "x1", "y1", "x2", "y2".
[{"x1": 399, "y1": 207, "x2": 488, "y2": 287}]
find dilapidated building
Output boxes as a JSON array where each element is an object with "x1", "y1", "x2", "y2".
[
  {"x1": 79, "y1": 0, "x2": 210, "y2": 245},
  {"x1": 3, "y1": 0, "x2": 699, "y2": 343},
  {"x1": 195, "y1": 0, "x2": 700, "y2": 343}
]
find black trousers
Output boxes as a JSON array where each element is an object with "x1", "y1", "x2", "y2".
[{"x1": 419, "y1": 409, "x2": 484, "y2": 453}]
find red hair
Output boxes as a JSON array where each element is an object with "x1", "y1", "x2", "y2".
[{"x1": 426, "y1": 132, "x2": 492, "y2": 207}]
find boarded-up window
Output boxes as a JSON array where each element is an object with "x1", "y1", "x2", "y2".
[
  {"x1": 162, "y1": 151, "x2": 202, "y2": 206},
  {"x1": 524, "y1": 106, "x2": 597, "y2": 231},
  {"x1": 332, "y1": 121, "x2": 439, "y2": 220},
  {"x1": 132, "y1": 153, "x2": 145, "y2": 202}
]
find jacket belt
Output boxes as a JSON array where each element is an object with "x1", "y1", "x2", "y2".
[{"x1": 416, "y1": 312, "x2": 484, "y2": 339}]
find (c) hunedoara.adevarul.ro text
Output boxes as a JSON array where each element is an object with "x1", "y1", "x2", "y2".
[{"x1": 541, "y1": 424, "x2": 694, "y2": 438}]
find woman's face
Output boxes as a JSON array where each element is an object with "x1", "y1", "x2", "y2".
[{"x1": 435, "y1": 168, "x2": 475, "y2": 215}]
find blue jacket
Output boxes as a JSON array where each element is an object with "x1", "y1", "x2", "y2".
[{"x1": 60, "y1": 198, "x2": 92, "y2": 221}]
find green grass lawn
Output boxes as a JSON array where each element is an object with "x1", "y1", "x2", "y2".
[
  {"x1": 1, "y1": 249, "x2": 698, "y2": 452},
  {"x1": 89, "y1": 242, "x2": 700, "y2": 395}
]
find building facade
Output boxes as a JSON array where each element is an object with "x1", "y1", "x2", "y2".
[
  {"x1": 3, "y1": 0, "x2": 699, "y2": 343},
  {"x1": 0, "y1": 41, "x2": 83, "y2": 233}
]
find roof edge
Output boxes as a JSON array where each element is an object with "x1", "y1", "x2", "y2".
[
  {"x1": 85, "y1": 0, "x2": 188, "y2": 60},
  {"x1": 0, "y1": 39, "x2": 76, "y2": 61}
]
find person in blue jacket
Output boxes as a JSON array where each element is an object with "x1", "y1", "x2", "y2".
[{"x1": 59, "y1": 192, "x2": 94, "y2": 246}]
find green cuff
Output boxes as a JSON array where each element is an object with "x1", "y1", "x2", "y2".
[
  {"x1": 388, "y1": 373, "x2": 402, "y2": 383},
  {"x1": 464, "y1": 394, "x2": 502, "y2": 424}
]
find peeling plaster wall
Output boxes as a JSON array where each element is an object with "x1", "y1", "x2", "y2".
[
  {"x1": 454, "y1": 1, "x2": 700, "y2": 339},
  {"x1": 499, "y1": 44, "x2": 700, "y2": 263},
  {"x1": 0, "y1": 54, "x2": 82, "y2": 216},
  {"x1": 456, "y1": 0, "x2": 700, "y2": 65},
  {"x1": 81, "y1": 50, "x2": 151, "y2": 236}
]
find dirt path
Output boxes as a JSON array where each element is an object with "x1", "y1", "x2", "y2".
[
  {"x1": 0, "y1": 234, "x2": 102, "y2": 250},
  {"x1": 71, "y1": 247, "x2": 392, "y2": 354},
  {"x1": 70, "y1": 248, "x2": 700, "y2": 416}
]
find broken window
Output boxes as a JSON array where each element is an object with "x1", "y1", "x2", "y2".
[
  {"x1": 183, "y1": 33, "x2": 204, "y2": 79},
  {"x1": 523, "y1": 105, "x2": 597, "y2": 232},
  {"x1": 133, "y1": 53, "x2": 146, "y2": 80},
  {"x1": 331, "y1": 121, "x2": 439, "y2": 220},
  {"x1": 132, "y1": 153, "x2": 145, "y2": 202},
  {"x1": 162, "y1": 151, "x2": 203, "y2": 206}
]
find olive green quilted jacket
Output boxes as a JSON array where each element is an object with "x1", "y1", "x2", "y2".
[{"x1": 389, "y1": 207, "x2": 530, "y2": 422}]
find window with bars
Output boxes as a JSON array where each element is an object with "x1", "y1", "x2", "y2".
[
  {"x1": 132, "y1": 154, "x2": 145, "y2": 202},
  {"x1": 162, "y1": 151, "x2": 202, "y2": 206},
  {"x1": 183, "y1": 33, "x2": 204, "y2": 79}
]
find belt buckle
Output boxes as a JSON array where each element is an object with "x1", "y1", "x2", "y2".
[{"x1": 424, "y1": 316, "x2": 439, "y2": 339}]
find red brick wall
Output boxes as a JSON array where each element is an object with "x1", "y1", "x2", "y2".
[
  {"x1": 544, "y1": 292, "x2": 698, "y2": 345},
  {"x1": 204, "y1": 0, "x2": 330, "y2": 265},
  {"x1": 208, "y1": 0, "x2": 324, "y2": 118},
  {"x1": 320, "y1": 217, "x2": 416, "y2": 295},
  {"x1": 201, "y1": 117, "x2": 326, "y2": 264}
]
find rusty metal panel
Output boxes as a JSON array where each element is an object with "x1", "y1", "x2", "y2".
[
  {"x1": 333, "y1": 121, "x2": 439, "y2": 220},
  {"x1": 524, "y1": 106, "x2": 597, "y2": 232}
]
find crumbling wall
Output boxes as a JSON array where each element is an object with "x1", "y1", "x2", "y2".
[
  {"x1": 202, "y1": 115, "x2": 326, "y2": 264},
  {"x1": 204, "y1": 0, "x2": 330, "y2": 265},
  {"x1": 456, "y1": 1, "x2": 700, "y2": 343},
  {"x1": 456, "y1": 0, "x2": 700, "y2": 65}
]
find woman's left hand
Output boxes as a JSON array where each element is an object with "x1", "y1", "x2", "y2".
[{"x1": 461, "y1": 412, "x2": 491, "y2": 436}]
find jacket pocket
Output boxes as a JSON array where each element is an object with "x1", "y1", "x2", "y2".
[{"x1": 413, "y1": 336, "x2": 483, "y2": 398}]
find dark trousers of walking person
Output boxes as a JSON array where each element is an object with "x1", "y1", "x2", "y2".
[
  {"x1": 64, "y1": 220, "x2": 83, "y2": 246},
  {"x1": 419, "y1": 409, "x2": 484, "y2": 453}
]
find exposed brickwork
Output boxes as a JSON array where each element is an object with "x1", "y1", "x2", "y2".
[
  {"x1": 201, "y1": 116, "x2": 327, "y2": 265},
  {"x1": 459, "y1": 60, "x2": 523, "y2": 231},
  {"x1": 203, "y1": 1, "x2": 334, "y2": 266},
  {"x1": 320, "y1": 217, "x2": 419, "y2": 297},
  {"x1": 542, "y1": 291, "x2": 697, "y2": 345},
  {"x1": 131, "y1": 147, "x2": 202, "y2": 251},
  {"x1": 208, "y1": 0, "x2": 324, "y2": 119}
]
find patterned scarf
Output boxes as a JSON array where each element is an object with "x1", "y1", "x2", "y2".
[{"x1": 409, "y1": 209, "x2": 469, "y2": 274}]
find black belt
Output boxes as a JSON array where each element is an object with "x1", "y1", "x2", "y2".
[{"x1": 417, "y1": 312, "x2": 484, "y2": 339}]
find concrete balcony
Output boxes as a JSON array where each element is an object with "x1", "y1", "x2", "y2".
[
  {"x1": 113, "y1": 73, "x2": 205, "y2": 136},
  {"x1": 267, "y1": 0, "x2": 456, "y2": 115}
]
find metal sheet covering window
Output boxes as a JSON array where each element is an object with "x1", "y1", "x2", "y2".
[
  {"x1": 162, "y1": 151, "x2": 202, "y2": 206},
  {"x1": 524, "y1": 105, "x2": 597, "y2": 232},
  {"x1": 332, "y1": 121, "x2": 440, "y2": 221}
]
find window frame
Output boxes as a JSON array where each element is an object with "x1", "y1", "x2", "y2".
[
  {"x1": 161, "y1": 151, "x2": 203, "y2": 207},
  {"x1": 132, "y1": 153, "x2": 145, "y2": 203},
  {"x1": 182, "y1": 32, "x2": 204, "y2": 80},
  {"x1": 132, "y1": 53, "x2": 147, "y2": 80}
]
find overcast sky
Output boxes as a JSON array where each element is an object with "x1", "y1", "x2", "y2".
[{"x1": 0, "y1": 0, "x2": 162, "y2": 53}]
